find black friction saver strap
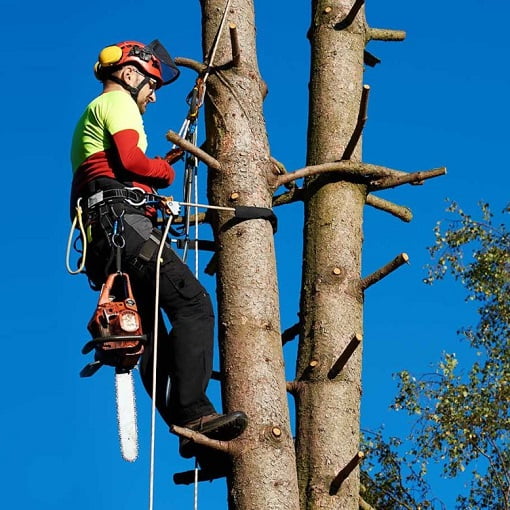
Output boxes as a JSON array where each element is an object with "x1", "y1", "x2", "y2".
[{"x1": 234, "y1": 206, "x2": 278, "y2": 233}]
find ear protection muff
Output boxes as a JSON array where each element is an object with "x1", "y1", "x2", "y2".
[{"x1": 98, "y1": 45, "x2": 123, "y2": 67}]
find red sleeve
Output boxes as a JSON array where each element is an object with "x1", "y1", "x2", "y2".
[{"x1": 112, "y1": 129, "x2": 175, "y2": 187}]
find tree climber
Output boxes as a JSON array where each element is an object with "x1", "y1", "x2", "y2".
[{"x1": 70, "y1": 39, "x2": 247, "y2": 465}]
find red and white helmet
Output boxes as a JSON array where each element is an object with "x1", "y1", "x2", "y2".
[{"x1": 94, "y1": 39, "x2": 180, "y2": 88}]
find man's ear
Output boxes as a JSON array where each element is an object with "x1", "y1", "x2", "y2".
[{"x1": 119, "y1": 66, "x2": 134, "y2": 83}]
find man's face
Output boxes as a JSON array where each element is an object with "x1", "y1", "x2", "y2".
[
  {"x1": 122, "y1": 66, "x2": 157, "y2": 114},
  {"x1": 132, "y1": 70, "x2": 157, "y2": 114}
]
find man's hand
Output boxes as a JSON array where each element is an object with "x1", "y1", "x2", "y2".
[{"x1": 165, "y1": 148, "x2": 185, "y2": 164}]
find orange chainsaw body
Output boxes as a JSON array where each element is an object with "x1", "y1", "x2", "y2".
[{"x1": 85, "y1": 272, "x2": 145, "y2": 371}]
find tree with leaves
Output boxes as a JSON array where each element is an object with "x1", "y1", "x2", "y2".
[{"x1": 362, "y1": 201, "x2": 510, "y2": 509}]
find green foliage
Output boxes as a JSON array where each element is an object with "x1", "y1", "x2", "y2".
[
  {"x1": 361, "y1": 429, "x2": 442, "y2": 510},
  {"x1": 364, "y1": 201, "x2": 510, "y2": 509}
]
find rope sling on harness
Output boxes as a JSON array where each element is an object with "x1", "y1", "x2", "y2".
[{"x1": 65, "y1": 198, "x2": 87, "y2": 275}]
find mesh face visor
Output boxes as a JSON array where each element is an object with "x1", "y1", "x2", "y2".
[{"x1": 145, "y1": 39, "x2": 180, "y2": 85}]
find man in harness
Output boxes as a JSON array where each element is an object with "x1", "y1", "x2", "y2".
[{"x1": 70, "y1": 39, "x2": 247, "y2": 464}]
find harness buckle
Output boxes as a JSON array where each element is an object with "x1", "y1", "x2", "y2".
[{"x1": 124, "y1": 187, "x2": 147, "y2": 207}]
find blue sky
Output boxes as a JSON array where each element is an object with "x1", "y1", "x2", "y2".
[{"x1": 1, "y1": 1, "x2": 508, "y2": 509}]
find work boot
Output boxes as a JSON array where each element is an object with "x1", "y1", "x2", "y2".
[{"x1": 179, "y1": 411, "x2": 248, "y2": 459}]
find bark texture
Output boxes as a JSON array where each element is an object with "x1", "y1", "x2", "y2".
[
  {"x1": 295, "y1": 1, "x2": 367, "y2": 509},
  {"x1": 199, "y1": 1, "x2": 300, "y2": 509}
]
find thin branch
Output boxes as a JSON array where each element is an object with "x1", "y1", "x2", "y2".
[
  {"x1": 277, "y1": 161, "x2": 406, "y2": 187},
  {"x1": 367, "y1": 28, "x2": 406, "y2": 42},
  {"x1": 170, "y1": 424, "x2": 233, "y2": 454},
  {"x1": 174, "y1": 57, "x2": 207, "y2": 74},
  {"x1": 272, "y1": 187, "x2": 305, "y2": 207},
  {"x1": 342, "y1": 85, "x2": 370, "y2": 161},
  {"x1": 366, "y1": 194, "x2": 413, "y2": 222},
  {"x1": 477, "y1": 437, "x2": 510, "y2": 502},
  {"x1": 370, "y1": 167, "x2": 447, "y2": 190},
  {"x1": 487, "y1": 436, "x2": 510, "y2": 488},
  {"x1": 362, "y1": 253, "x2": 409, "y2": 290},
  {"x1": 229, "y1": 23, "x2": 241, "y2": 67},
  {"x1": 166, "y1": 130, "x2": 221, "y2": 170},
  {"x1": 361, "y1": 480, "x2": 416, "y2": 510}
]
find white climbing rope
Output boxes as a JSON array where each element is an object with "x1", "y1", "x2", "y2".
[{"x1": 148, "y1": 209, "x2": 176, "y2": 510}]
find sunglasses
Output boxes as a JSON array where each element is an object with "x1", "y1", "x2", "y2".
[{"x1": 132, "y1": 68, "x2": 158, "y2": 90}]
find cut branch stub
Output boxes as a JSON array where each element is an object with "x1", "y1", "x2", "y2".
[
  {"x1": 272, "y1": 187, "x2": 305, "y2": 207},
  {"x1": 334, "y1": 0, "x2": 365, "y2": 31},
  {"x1": 367, "y1": 28, "x2": 406, "y2": 42},
  {"x1": 276, "y1": 160, "x2": 437, "y2": 188},
  {"x1": 342, "y1": 84, "x2": 370, "y2": 161},
  {"x1": 166, "y1": 130, "x2": 221, "y2": 170},
  {"x1": 327, "y1": 333, "x2": 363, "y2": 379},
  {"x1": 329, "y1": 451, "x2": 365, "y2": 495},
  {"x1": 286, "y1": 380, "x2": 303, "y2": 396},
  {"x1": 170, "y1": 425, "x2": 232, "y2": 454},
  {"x1": 262, "y1": 424, "x2": 285, "y2": 446},
  {"x1": 299, "y1": 359, "x2": 320, "y2": 381},
  {"x1": 229, "y1": 23, "x2": 241, "y2": 67},
  {"x1": 174, "y1": 468, "x2": 227, "y2": 485},
  {"x1": 282, "y1": 321, "x2": 301, "y2": 345},
  {"x1": 174, "y1": 57, "x2": 207, "y2": 74},
  {"x1": 365, "y1": 194, "x2": 413, "y2": 223},
  {"x1": 362, "y1": 253, "x2": 409, "y2": 290},
  {"x1": 370, "y1": 166, "x2": 447, "y2": 190},
  {"x1": 364, "y1": 50, "x2": 381, "y2": 67}
]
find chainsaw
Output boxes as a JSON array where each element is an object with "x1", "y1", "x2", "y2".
[{"x1": 80, "y1": 271, "x2": 146, "y2": 462}]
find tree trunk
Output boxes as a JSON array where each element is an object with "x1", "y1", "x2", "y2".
[
  {"x1": 295, "y1": 1, "x2": 367, "y2": 509},
  {"x1": 200, "y1": 1, "x2": 300, "y2": 508}
]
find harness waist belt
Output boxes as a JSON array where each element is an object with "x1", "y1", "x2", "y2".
[{"x1": 87, "y1": 188, "x2": 162, "y2": 210}]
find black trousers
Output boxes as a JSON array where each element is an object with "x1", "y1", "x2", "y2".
[{"x1": 85, "y1": 204, "x2": 216, "y2": 426}]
